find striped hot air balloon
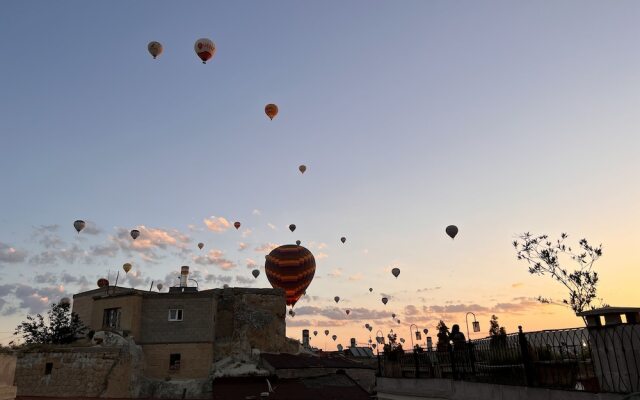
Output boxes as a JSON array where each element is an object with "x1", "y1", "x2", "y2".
[{"x1": 265, "y1": 244, "x2": 316, "y2": 307}]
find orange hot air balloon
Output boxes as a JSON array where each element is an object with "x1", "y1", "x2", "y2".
[
  {"x1": 265, "y1": 104, "x2": 278, "y2": 120},
  {"x1": 234, "y1": 221, "x2": 241, "y2": 229},
  {"x1": 265, "y1": 244, "x2": 316, "y2": 307},
  {"x1": 194, "y1": 38, "x2": 216, "y2": 64}
]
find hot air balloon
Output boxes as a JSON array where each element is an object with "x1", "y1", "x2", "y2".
[
  {"x1": 265, "y1": 104, "x2": 278, "y2": 120},
  {"x1": 423, "y1": 328, "x2": 428, "y2": 334},
  {"x1": 332, "y1": 335, "x2": 337, "y2": 341},
  {"x1": 368, "y1": 326, "x2": 373, "y2": 332},
  {"x1": 372, "y1": 344, "x2": 377, "y2": 349},
  {"x1": 334, "y1": 296, "x2": 340, "y2": 303},
  {"x1": 234, "y1": 221, "x2": 241, "y2": 229},
  {"x1": 313, "y1": 330, "x2": 318, "y2": 336},
  {"x1": 147, "y1": 41, "x2": 163, "y2": 59},
  {"x1": 382, "y1": 297, "x2": 388, "y2": 305},
  {"x1": 130, "y1": 229, "x2": 140, "y2": 240},
  {"x1": 369, "y1": 288, "x2": 373, "y2": 293},
  {"x1": 392, "y1": 313, "x2": 396, "y2": 319},
  {"x1": 198, "y1": 242, "x2": 204, "y2": 250},
  {"x1": 123, "y1": 263, "x2": 132, "y2": 274},
  {"x1": 400, "y1": 338, "x2": 405, "y2": 344},
  {"x1": 289, "y1": 224, "x2": 296, "y2": 232},
  {"x1": 397, "y1": 319, "x2": 401, "y2": 324},
  {"x1": 299, "y1": 165, "x2": 306, "y2": 174},
  {"x1": 340, "y1": 237, "x2": 346, "y2": 244},
  {"x1": 252, "y1": 269, "x2": 260, "y2": 278},
  {"x1": 74, "y1": 220, "x2": 85, "y2": 233},
  {"x1": 296, "y1": 240, "x2": 301, "y2": 246},
  {"x1": 324, "y1": 330, "x2": 329, "y2": 336},
  {"x1": 194, "y1": 38, "x2": 216, "y2": 64},
  {"x1": 288, "y1": 309, "x2": 295, "y2": 317},
  {"x1": 265, "y1": 244, "x2": 316, "y2": 307},
  {"x1": 446, "y1": 225, "x2": 459, "y2": 239},
  {"x1": 391, "y1": 268, "x2": 400, "y2": 278},
  {"x1": 97, "y1": 278, "x2": 109, "y2": 288},
  {"x1": 157, "y1": 283, "x2": 163, "y2": 291},
  {"x1": 345, "y1": 309, "x2": 350, "y2": 315}
]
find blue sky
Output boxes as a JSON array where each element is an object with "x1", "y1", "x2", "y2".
[{"x1": 1, "y1": 1, "x2": 639, "y2": 346}]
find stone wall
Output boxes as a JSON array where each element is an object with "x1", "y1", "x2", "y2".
[
  {"x1": 0, "y1": 354, "x2": 16, "y2": 400},
  {"x1": 142, "y1": 343, "x2": 213, "y2": 380},
  {"x1": 92, "y1": 294, "x2": 143, "y2": 340},
  {"x1": 14, "y1": 346, "x2": 139, "y2": 398}
]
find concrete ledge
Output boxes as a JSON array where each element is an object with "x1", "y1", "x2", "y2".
[
  {"x1": 0, "y1": 385, "x2": 17, "y2": 400},
  {"x1": 377, "y1": 378, "x2": 627, "y2": 400}
]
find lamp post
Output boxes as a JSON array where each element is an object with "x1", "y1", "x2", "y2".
[{"x1": 465, "y1": 312, "x2": 480, "y2": 341}]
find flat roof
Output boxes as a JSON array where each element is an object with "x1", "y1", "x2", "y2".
[{"x1": 576, "y1": 307, "x2": 640, "y2": 316}]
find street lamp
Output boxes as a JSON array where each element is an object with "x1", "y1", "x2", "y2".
[
  {"x1": 409, "y1": 324, "x2": 422, "y2": 349},
  {"x1": 466, "y1": 312, "x2": 480, "y2": 341}
]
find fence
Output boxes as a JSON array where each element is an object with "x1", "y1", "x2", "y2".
[{"x1": 379, "y1": 325, "x2": 640, "y2": 394}]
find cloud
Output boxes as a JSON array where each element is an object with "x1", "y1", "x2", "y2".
[
  {"x1": 29, "y1": 244, "x2": 86, "y2": 265},
  {"x1": 82, "y1": 221, "x2": 102, "y2": 235},
  {"x1": 0, "y1": 242, "x2": 27, "y2": 263},
  {"x1": 255, "y1": 243, "x2": 278, "y2": 253},
  {"x1": 294, "y1": 306, "x2": 390, "y2": 321},
  {"x1": 235, "y1": 275, "x2": 254, "y2": 285},
  {"x1": 348, "y1": 273, "x2": 364, "y2": 281},
  {"x1": 252, "y1": 209, "x2": 261, "y2": 216},
  {"x1": 193, "y1": 250, "x2": 237, "y2": 270},
  {"x1": 238, "y1": 242, "x2": 248, "y2": 252},
  {"x1": 327, "y1": 268, "x2": 342, "y2": 278},
  {"x1": 241, "y1": 229, "x2": 252, "y2": 238},
  {"x1": 267, "y1": 223, "x2": 277, "y2": 231},
  {"x1": 90, "y1": 242, "x2": 119, "y2": 258},
  {"x1": 417, "y1": 286, "x2": 442, "y2": 292},
  {"x1": 109, "y1": 226, "x2": 191, "y2": 261},
  {"x1": 316, "y1": 252, "x2": 328, "y2": 260},
  {"x1": 204, "y1": 274, "x2": 233, "y2": 284},
  {"x1": 203, "y1": 216, "x2": 231, "y2": 233},
  {"x1": 511, "y1": 282, "x2": 524, "y2": 288},
  {"x1": 0, "y1": 284, "x2": 68, "y2": 315},
  {"x1": 245, "y1": 258, "x2": 259, "y2": 269},
  {"x1": 404, "y1": 305, "x2": 420, "y2": 316}
]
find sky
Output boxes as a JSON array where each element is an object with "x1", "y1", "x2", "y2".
[{"x1": 1, "y1": 1, "x2": 639, "y2": 348}]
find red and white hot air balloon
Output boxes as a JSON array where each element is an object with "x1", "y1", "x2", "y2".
[{"x1": 194, "y1": 38, "x2": 216, "y2": 64}]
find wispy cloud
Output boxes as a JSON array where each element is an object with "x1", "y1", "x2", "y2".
[
  {"x1": 417, "y1": 286, "x2": 442, "y2": 292},
  {"x1": 348, "y1": 273, "x2": 364, "y2": 281},
  {"x1": 241, "y1": 229, "x2": 252, "y2": 238},
  {"x1": 254, "y1": 243, "x2": 278, "y2": 253},
  {"x1": 203, "y1": 216, "x2": 231, "y2": 233},
  {"x1": 0, "y1": 242, "x2": 28, "y2": 264},
  {"x1": 267, "y1": 223, "x2": 277, "y2": 231},
  {"x1": 252, "y1": 209, "x2": 261, "y2": 216},
  {"x1": 0, "y1": 284, "x2": 68, "y2": 315},
  {"x1": 193, "y1": 250, "x2": 237, "y2": 270},
  {"x1": 245, "y1": 258, "x2": 259, "y2": 269},
  {"x1": 511, "y1": 282, "x2": 524, "y2": 288},
  {"x1": 327, "y1": 268, "x2": 342, "y2": 278}
]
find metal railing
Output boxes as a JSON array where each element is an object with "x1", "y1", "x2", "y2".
[{"x1": 380, "y1": 325, "x2": 640, "y2": 394}]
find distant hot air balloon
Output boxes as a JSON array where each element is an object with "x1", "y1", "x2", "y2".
[
  {"x1": 332, "y1": 335, "x2": 337, "y2": 341},
  {"x1": 368, "y1": 326, "x2": 373, "y2": 332},
  {"x1": 289, "y1": 224, "x2": 296, "y2": 232},
  {"x1": 74, "y1": 220, "x2": 85, "y2": 233},
  {"x1": 397, "y1": 319, "x2": 401, "y2": 324},
  {"x1": 340, "y1": 237, "x2": 346, "y2": 244},
  {"x1": 446, "y1": 225, "x2": 459, "y2": 239},
  {"x1": 97, "y1": 278, "x2": 109, "y2": 288},
  {"x1": 123, "y1": 263, "x2": 132, "y2": 274},
  {"x1": 157, "y1": 283, "x2": 163, "y2": 291},
  {"x1": 234, "y1": 221, "x2": 241, "y2": 230},
  {"x1": 345, "y1": 309, "x2": 350, "y2": 315},
  {"x1": 392, "y1": 313, "x2": 396, "y2": 319},
  {"x1": 265, "y1": 104, "x2": 278, "y2": 120},
  {"x1": 288, "y1": 309, "x2": 295, "y2": 317},
  {"x1": 313, "y1": 330, "x2": 318, "y2": 336},
  {"x1": 298, "y1": 165, "x2": 306, "y2": 174},
  {"x1": 400, "y1": 338, "x2": 405, "y2": 344},
  {"x1": 382, "y1": 297, "x2": 388, "y2": 305},
  {"x1": 194, "y1": 38, "x2": 216, "y2": 64},
  {"x1": 130, "y1": 229, "x2": 140, "y2": 240},
  {"x1": 324, "y1": 330, "x2": 329, "y2": 336},
  {"x1": 296, "y1": 240, "x2": 301, "y2": 246},
  {"x1": 365, "y1": 323, "x2": 370, "y2": 329},
  {"x1": 369, "y1": 288, "x2": 373, "y2": 293},
  {"x1": 391, "y1": 268, "x2": 400, "y2": 278},
  {"x1": 198, "y1": 242, "x2": 204, "y2": 250},
  {"x1": 372, "y1": 344, "x2": 377, "y2": 349},
  {"x1": 334, "y1": 296, "x2": 340, "y2": 303},
  {"x1": 147, "y1": 41, "x2": 163, "y2": 59},
  {"x1": 265, "y1": 244, "x2": 316, "y2": 307},
  {"x1": 423, "y1": 328, "x2": 428, "y2": 334},
  {"x1": 252, "y1": 269, "x2": 260, "y2": 278}
]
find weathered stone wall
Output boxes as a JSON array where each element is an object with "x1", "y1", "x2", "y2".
[
  {"x1": 0, "y1": 354, "x2": 17, "y2": 400},
  {"x1": 213, "y1": 288, "x2": 287, "y2": 360},
  {"x1": 92, "y1": 295, "x2": 143, "y2": 340},
  {"x1": 142, "y1": 343, "x2": 213, "y2": 380},
  {"x1": 14, "y1": 347, "x2": 137, "y2": 398},
  {"x1": 139, "y1": 293, "x2": 216, "y2": 344}
]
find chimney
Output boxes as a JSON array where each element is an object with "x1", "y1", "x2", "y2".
[
  {"x1": 180, "y1": 266, "x2": 189, "y2": 287},
  {"x1": 302, "y1": 329, "x2": 310, "y2": 348},
  {"x1": 350, "y1": 338, "x2": 356, "y2": 348}
]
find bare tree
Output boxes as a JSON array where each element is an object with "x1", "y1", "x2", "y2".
[{"x1": 513, "y1": 232, "x2": 604, "y2": 314}]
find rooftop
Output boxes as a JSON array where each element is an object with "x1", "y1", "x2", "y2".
[{"x1": 261, "y1": 353, "x2": 373, "y2": 370}]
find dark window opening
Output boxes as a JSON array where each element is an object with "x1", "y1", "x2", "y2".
[
  {"x1": 102, "y1": 308, "x2": 121, "y2": 329},
  {"x1": 169, "y1": 353, "x2": 181, "y2": 370},
  {"x1": 44, "y1": 362, "x2": 53, "y2": 375},
  {"x1": 168, "y1": 309, "x2": 183, "y2": 321}
]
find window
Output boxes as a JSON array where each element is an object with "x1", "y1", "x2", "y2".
[
  {"x1": 169, "y1": 353, "x2": 181, "y2": 370},
  {"x1": 168, "y1": 309, "x2": 183, "y2": 321},
  {"x1": 102, "y1": 308, "x2": 121, "y2": 329},
  {"x1": 44, "y1": 362, "x2": 53, "y2": 375}
]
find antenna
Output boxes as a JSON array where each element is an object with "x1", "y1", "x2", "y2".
[
  {"x1": 149, "y1": 280, "x2": 154, "y2": 292},
  {"x1": 112, "y1": 270, "x2": 120, "y2": 295}
]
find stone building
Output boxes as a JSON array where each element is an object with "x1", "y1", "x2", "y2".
[{"x1": 14, "y1": 266, "x2": 302, "y2": 398}]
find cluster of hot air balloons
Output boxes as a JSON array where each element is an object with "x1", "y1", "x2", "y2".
[{"x1": 146, "y1": 39, "x2": 215, "y2": 64}]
